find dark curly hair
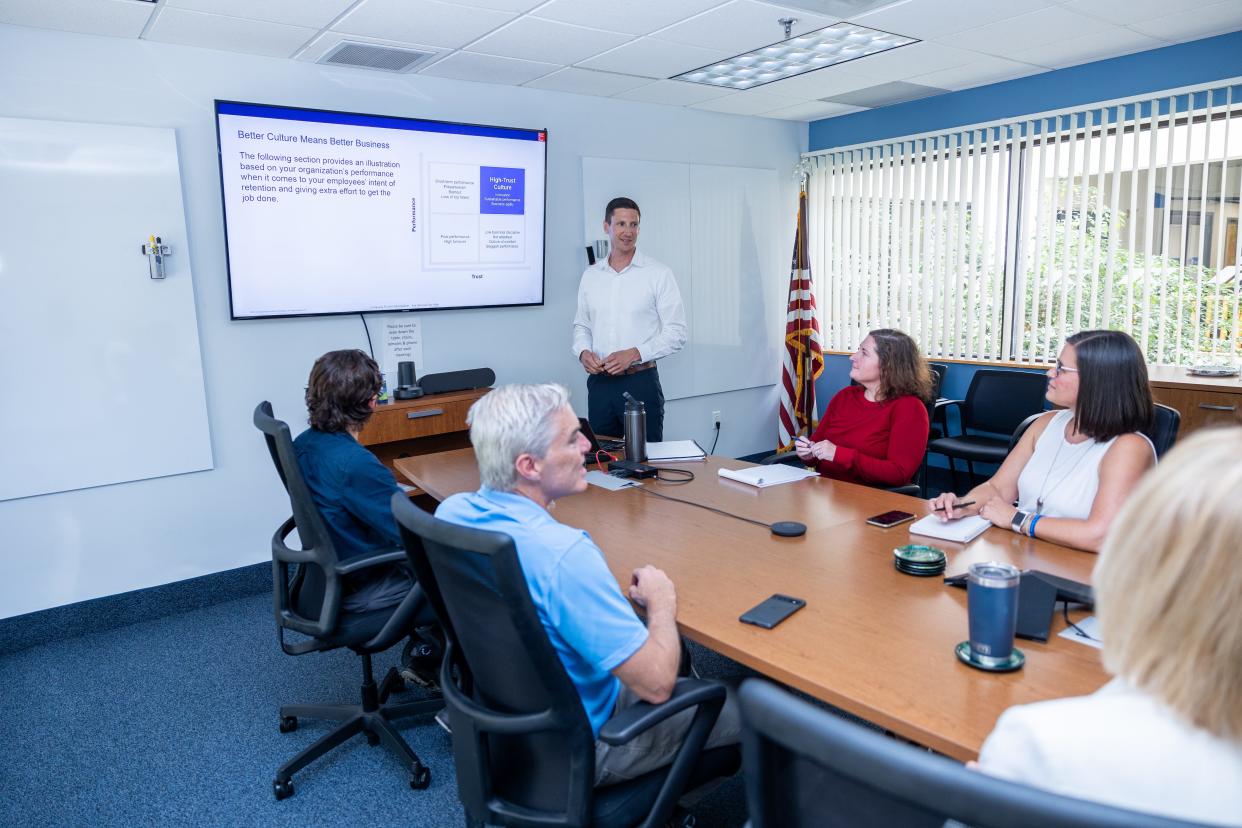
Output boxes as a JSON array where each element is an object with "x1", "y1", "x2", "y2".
[
  {"x1": 305, "y1": 349, "x2": 382, "y2": 433},
  {"x1": 869, "y1": 329, "x2": 933, "y2": 403}
]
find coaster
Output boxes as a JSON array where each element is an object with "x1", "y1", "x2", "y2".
[
  {"x1": 894, "y1": 544, "x2": 946, "y2": 577},
  {"x1": 955, "y1": 640, "x2": 1025, "y2": 672}
]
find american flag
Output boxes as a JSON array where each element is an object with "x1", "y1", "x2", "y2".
[{"x1": 778, "y1": 187, "x2": 824, "y2": 451}]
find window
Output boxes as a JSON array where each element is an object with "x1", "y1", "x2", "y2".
[{"x1": 806, "y1": 81, "x2": 1242, "y2": 366}]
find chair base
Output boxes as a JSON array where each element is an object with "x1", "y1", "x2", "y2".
[{"x1": 273, "y1": 663, "x2": 444, "y2": 800}]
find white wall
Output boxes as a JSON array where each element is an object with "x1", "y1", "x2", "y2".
[{"x1": 0, "y1": 23, "x2": 806, "y2": 618}]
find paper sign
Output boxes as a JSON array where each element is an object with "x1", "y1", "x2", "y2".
[{"x1": 380, "y1": 316, "x2": 425, "y2": 375}]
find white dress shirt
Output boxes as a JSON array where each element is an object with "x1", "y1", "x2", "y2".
[
  {"x1": 571, "y1": 251, "x2": 687, "y2": 364},
  {"x1": 979, "y1": 678, "x2": 1242, "y2": 825}
]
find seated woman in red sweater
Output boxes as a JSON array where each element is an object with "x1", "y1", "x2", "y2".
[{"x1": 794, "y1": 328, "x2": 932, "y2": 487}]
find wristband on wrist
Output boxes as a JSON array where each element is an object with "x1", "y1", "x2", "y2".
[
  {"x1": 1011, "y1": 510, "x2": 1029, "y2": 534},
  {"x1": 1028, "y1": 514, "x2": 1043, "y2": 538}
]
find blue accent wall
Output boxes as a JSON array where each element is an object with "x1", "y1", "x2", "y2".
[{"x1": 810, "y1": 30, "x2": 1242, "y2": 151}]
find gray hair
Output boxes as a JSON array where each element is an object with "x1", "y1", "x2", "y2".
[{"x1": 467, "y1": 383, "x2": 571, "y2": 491}]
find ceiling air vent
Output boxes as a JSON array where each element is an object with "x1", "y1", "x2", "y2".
[{"x1": 319, "y1": 41, "x2": 436, "y2": 73}]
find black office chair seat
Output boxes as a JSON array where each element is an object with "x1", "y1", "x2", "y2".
[
  {"x1": 591, "y1": 747, "x2": 740, "y2": 828},
  {"x1": 926, "y1": 433, "x2": 1011, "y2": 465}
]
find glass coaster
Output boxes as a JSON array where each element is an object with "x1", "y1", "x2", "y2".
[
  {"x1": 894, "y1": 544, "x2": 946, "y2": 564},
  {"x1": 955, "y1": 640, "x2": 1025, "y2": 672},
  {"x1": 894, "y1": 560, "x2": 945, "y2": 577}
]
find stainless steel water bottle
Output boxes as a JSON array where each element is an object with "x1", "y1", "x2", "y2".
[{"x1": 623, "y1": 392, "x2": 647, "y2": 462}]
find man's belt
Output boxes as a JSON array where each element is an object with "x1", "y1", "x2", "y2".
[{"x1": 624, "y1": 361, "x2": 656, "y2": 375}]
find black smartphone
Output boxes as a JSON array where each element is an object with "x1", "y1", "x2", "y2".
[
  {"x1": 739, "y1": 594, "x2": 806, "y2": 629},
  {"x1": 866, "y1": 510, "x2": 916, "y2": 528}
]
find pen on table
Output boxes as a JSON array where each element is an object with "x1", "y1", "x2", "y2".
[{"x1": 932, "y1": 500, "x2": 976, "y2": 512}]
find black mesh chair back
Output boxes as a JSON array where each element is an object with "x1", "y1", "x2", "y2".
[
  {"x1": 963, "y1": 369, "x2": 1049, "y2": 436},
  {"x1": 1147, "y1": 403, "x2": 1180, "y2": 458},
  {"x1": 739, "y1": 678, "x2": 1210, "y2": 828},
  {"x1": 253, "y1": 401, "x2": 341, "y2": 640},
  {"x1": 392, "y1": 494, "x2": 596, "y2": 821}
]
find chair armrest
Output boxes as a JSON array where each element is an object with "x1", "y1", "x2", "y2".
[
  {"x1": 886, "y1": 484, "x2": 921, "y2": 496},
  {"x1": 361, "y1": 582, "x2": 432, "y2": 652},
  {"x1": 271, "y1": 517, "x2": 318, "y2": 565},
  {"x1": 335, "y1": 549, "x2": 408, "y2": 575},
  {"x1": 598, "y1": 678, "x2": 726, "y2": 746},
  {"x1": 760, "y1": 451, "x2": 806, "y2": 467},
  {"x1": 442, "y1": 679, "x2": 562, "y2": 735},
  {"x1": 932, "y1": 399, "x2": 963, "y2": 438}
]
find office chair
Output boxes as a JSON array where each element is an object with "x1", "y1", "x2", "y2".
[
  {"x1": 738, "y1": 678, "x2": 1211, "y2": 828},
  {"x1": 927, "y1": 369, "x2": 1049, "y2": 490},
  {"x1": 1147, "y1": 403, "x2": 1180, "y2": 458},
  {"x1": 253, "y1": 402, "x2": 443, "y2": 800},
  {"x1": 391, "y1": 493, "x2": 742, "y2": 828}
]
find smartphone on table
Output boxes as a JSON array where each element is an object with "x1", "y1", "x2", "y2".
[
  {"x1": 866, "y1": 510, "x2": 916, "y2": 528},
  {"x1": 739, "y1": 594, "x2": 806, "y2": 629}
]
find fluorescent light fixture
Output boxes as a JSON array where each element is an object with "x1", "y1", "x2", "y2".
[{"x1": 672, "y1": 22, "x2": 916, "y2": 90}]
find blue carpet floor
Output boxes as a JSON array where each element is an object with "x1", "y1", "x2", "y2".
[{"x1": 0, "y1": 592, "x2": 752, "y2": 827}]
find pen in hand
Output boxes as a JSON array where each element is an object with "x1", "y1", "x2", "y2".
[{"x1": 932, "y1": 500, "x2": 976, "y2": 512}]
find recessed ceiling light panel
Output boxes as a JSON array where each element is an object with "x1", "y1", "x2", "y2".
[{"x1": 672, "y1": 22, "x2": 916, "y2": 90}]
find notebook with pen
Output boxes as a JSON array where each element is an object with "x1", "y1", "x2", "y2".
[{"x1": 908, "y1": 513, "x2": 992, "y2": 543}]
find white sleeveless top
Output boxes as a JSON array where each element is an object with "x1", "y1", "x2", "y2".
[{"x1": 1015, "y1": 410, "x2": 1154, "y2": 520}]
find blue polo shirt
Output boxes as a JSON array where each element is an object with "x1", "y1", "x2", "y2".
[{"x1": 435, "y1": 488, "x2": 648, "y2": 737}]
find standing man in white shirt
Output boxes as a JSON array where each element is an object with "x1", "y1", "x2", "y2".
[{"x1": 572, "y1": 197, "x2": 687, "y2": 441}]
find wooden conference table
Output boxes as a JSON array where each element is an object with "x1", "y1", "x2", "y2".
[{"x1": 394, "y1": 451, "x2": 1106, "y2": 762}]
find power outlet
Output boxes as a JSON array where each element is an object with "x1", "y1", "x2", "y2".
[{"x1": 711, "y1": 410, "x2": 722, "y2": 428}]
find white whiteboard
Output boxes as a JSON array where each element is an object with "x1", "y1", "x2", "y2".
[
  {"x1": 0, "y1": 117, "x2": 213, "y2": 501},
  {"x1": 582, "y1": 158, "x2": 781, "y2": 400}
]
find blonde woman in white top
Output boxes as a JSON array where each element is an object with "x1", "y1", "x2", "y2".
[
  {"x1": 977, "y1": 428, "x2": 1242, "y2": 825},
  {"x1": 929, "y1": 330, "x2": 1155, "y2": 552}
]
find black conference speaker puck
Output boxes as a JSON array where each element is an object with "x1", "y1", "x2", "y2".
[{"x1": 770, "y1": 521, "x2": 807, "y2": 537}]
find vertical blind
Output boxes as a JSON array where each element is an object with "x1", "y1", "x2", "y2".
[{"x1": 805, "y1": 78, "x2": 1242, "y2": 366}]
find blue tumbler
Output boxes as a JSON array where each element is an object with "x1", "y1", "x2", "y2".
[{"x1": 967, "y1": 562, "x2": 1020, "y2": 667}]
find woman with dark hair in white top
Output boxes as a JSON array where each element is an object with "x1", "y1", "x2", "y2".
[{"x1": 928, "y1": 330, "x2": 1155, "y2": 552}]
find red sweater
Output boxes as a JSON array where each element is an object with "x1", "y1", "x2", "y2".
[{"x1": 807, "y1": 385, "x2": 929, "y2": 487}]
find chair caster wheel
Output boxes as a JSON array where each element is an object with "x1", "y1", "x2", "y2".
[
  {"x1": 410, "y1": 763, "x2": 431, "y2": 789},
  {"x1": 273, "y1": 778, "x2": 294, "y2": 800},
  {"x1": 365, "y1": 730, "x2": 381, "y2": 746},
  {"x1": 279, "y1": 715, "x2": 298, "y2": 733}
]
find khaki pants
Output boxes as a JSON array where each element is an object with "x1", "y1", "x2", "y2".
[{"x1": 594, "y1": 683, "x2": 741, "y2": 787}]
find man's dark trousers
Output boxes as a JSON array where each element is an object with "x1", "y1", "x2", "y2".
[{"x1": 587, "y1": 367, "x2": 664, "y2": 442}]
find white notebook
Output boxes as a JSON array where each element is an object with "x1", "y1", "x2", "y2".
[
  {"x1": 717, "y1": 465, "x2": 818, "y2": 488},
  {"x1": 908, "y1": 513, "x2": 992, "y2": 543},
  {"x1": 645, "y1": 440, "x2": 707, "y2": 461}
]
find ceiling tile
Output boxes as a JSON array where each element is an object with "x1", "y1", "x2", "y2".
[
  {"x1": 760, "y1": 100, "x2": 868, "y2": 121},
  {"x1": 1058, "y1": 0, "x2": 1225, "y2": 26},
  {"x1": 419, "y1": 51, "x2": 559, "y2": 84},
  {"x1": 690, "y1": 90, "x2": 804, "y2": 116},
  {"x1": 839, "y1": 41, "x2": 977, "y2": 82},
  {"x1": 533, "y1": 0, "x2": 723, "y2": 37},
  {"x1": 1128, "y1": 1, "x2": 1242, "y2": 43},
  {"x1": 145, "y1": 8, "x2": 317, "y2": 58},
  {"x1": 576, "y1": 37, "x2": 732, "y2": 79},
  {"x1": 909, "y1": 54, "x2": 1047, "y2": 91},
  {"x1": 164, "y1": 0, "x2": 354, "y2": 29},
  {"x1": 0, "y1": 0, "x2": 154, "y2": 38},
  {"x1": 946, "y1": 6, "x2": 1114, "y2": 55},
  {"x1": 758, "y1": 65, "x2": 883, "y2": 100},
  {"x1": 523, "y1": 68, "x2": 653, "y2": 96},
  {"x1": 651, "y1": 0, "x2": 838, "y2": 54},
  {"x1": 1008, "y1": 27, "x2": 1166, "y2": 69},
  {"x1": 296, "y1": 30, "x2": 445, "y2": 66},
  {"x1": 613, "y1": 80, "x2": 737, "y2": 105},
  {"x1": 467, "y1": 17, "x2": 631, "y2": 64},
  {"x1": 852, "y1": 0, "x2": 1054, "y2": 41},
  {"x1": 334, "y1": 0, "x2": 516, "y2": 49},
  {"x1": 458, "y1": 0, "x2": 548, "y2": 11}
]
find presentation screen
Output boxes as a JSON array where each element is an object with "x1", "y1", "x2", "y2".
[{"x1": 215, "y1": 100, "x2": 547, "y2": 319}]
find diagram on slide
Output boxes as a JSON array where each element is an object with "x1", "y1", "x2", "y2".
[{"x1": 426, "y1": 163, "x2": 527, "y2": 266}]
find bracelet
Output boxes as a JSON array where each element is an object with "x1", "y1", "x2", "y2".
[
  {"x1": 1019, "y1": 512, "x2": 1034, "y2": 536},
  {"x1": 1028, "y1": 515, "x2": 1043, "y2": 538}
]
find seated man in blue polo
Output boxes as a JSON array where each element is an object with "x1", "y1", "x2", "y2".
[
  {"x1": 434, "y1": 382, "x2": 739, "y2": 786},
  {"x1": 293, "y1": 349, "x2": 437, "y2": 683}
]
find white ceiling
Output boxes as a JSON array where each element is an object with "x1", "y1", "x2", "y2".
[{"x1": 1, "y1": 0, "x2": 1239, "y2": 122}]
